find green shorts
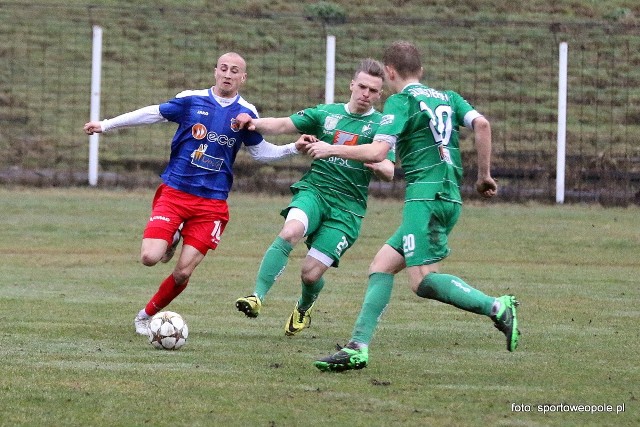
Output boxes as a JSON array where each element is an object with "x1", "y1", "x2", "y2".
[
  {"x1": 386, "y1": 199, "x2": 461, "y2": 267},
  {"x1": 281, "y1": 187, "x2": 362, "y2": 267}
]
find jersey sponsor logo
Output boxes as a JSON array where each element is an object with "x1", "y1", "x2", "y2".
[
  {"x1": 327, "y1": 156, "x2": 351, "y2": 167},
  {"x1": 192, "y1": 123, "x2": 207, "y2": 140},
  {"x1": 207, "y1": 131, "x2": 236, "y2": 147},
  {"x1": 191, "y1": 123, "x2": 237, "y2": 147},
  {"x1": 380, "y1": 114, "x2": 394, "y2": 126},
  {"x1": 323, "y1": 115, "x2": 340, "y2": 131},
  {"x1": 333, "y1": 130, "x2": 359, "y2": 146},
  {"x1": 191, "y1": 143, "x2": 224, "y2": 171},
  {"x1": 196, "y1": 110, "x2": 209, "y2": 116},
  {"x1": 192, "y1": 143, "x2": 208, "y2": 161}
]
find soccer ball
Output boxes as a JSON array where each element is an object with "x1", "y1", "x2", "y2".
[{"x1": 148, "y1": 311, "x2": 189, "y2": 350}]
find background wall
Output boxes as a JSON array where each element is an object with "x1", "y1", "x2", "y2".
[{"x1": 1, "y1": 2, "x2": 639, "y2": 204}]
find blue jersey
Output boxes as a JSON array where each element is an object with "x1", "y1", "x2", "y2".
[{"x1": 158, "y1": 88, "x2": 264, "y2": 200}]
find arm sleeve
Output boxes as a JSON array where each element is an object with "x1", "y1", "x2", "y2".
[
  {"x1": 246, "y1": 140, "x2": 300, "y2": 163},
  {"x1": 447, "y1": 91, "x2": 482, "y2": 129},
  {"x1": 101, "y1": 105, "x2": 167, "y2": 132},
  {"x1": 289, "y1": 106, "x2": 320, "y2": 134}
]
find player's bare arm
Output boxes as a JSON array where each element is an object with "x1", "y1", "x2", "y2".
[
  {"x1": 306, "y1": 139, "x2": 389, "y2": 163},
  {"x1": 472, "y1": 116, "x2": 497, "y2": 198},
  {"x1": 235, "y1": 113, "x2": 297, "y2": 134},
  {"x1": 365, "y1": 159, "x2": 395, "y2": 182}
]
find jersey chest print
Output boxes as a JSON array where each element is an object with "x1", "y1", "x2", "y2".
[{"x1": 189, "y1": 122, "x2": 232, "y2": 171}]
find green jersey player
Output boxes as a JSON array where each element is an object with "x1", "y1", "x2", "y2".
[
  {"x1": 235, "y1": 59, "x2": 395, "y2": 336},
  {"x1": 307, "y1": 41, "x2": 520, "y2": 372}
]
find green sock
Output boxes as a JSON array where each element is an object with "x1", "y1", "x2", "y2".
[
  {"x1": 254, "y1": 236, "x2": 293, "y2": 301},
  {"x1": 416, "y1": 273, "x2": 495, "y2": 316},
  {"x1": 351, "y1": 272, "x2": 394, "y2": 345},
  {"x1": 298, "y1": 277, "x2": 325, "y2": 311}
]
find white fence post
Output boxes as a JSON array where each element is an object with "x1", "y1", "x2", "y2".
[
  {"x1": 88, "y1": 25, "x2": 103, "y2": 186},
  {"x1": 556, "y1": 41, "x2": 568, "y2": 204},
  {"x1": 325, "y1": 35, "x2": 335, "y2": 104}
]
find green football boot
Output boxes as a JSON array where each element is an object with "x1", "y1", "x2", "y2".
[
  {"x1": 314, "y1": 342, "x2": 368, "y2": 372},
  {"x1": 491, "y1": 295, "x2": 521, "y2": 351}
]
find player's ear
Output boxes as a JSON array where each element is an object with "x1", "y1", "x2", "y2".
[{"x1": 384, "y1": 65, "x2": 394, "y2": 80}]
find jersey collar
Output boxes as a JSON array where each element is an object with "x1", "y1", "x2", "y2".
[{"x1": 344, "y1": 103, "x2": 375, "y2": 117}]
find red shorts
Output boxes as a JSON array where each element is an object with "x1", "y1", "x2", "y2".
[{"x1": 143, "y1": 184, "x2": 229, "y2": 255}]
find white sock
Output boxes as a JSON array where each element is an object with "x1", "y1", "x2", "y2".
[
  {"x1": 350, "y1": 341, "x2": 368, "y2": 350},
  {"x1": 138, "y1": 309, "x2": 150, "y2": 319},
  {"x1": 490, "y1": 299, "x2": 501, "y2": 316}
]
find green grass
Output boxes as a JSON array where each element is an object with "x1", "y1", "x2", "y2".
[{"x1": 0, "y1": 187, "x2": 638, "y2": 426}]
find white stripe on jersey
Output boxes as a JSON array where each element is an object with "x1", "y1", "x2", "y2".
[{"x1": 175, "y1": 89, "x2": 210, "y2": 98}]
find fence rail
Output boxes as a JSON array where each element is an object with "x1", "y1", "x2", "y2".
[{"x1": 1, "y1": 4, "x2": 639, "y2": 205}]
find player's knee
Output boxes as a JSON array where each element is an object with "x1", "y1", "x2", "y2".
[
  {"x1": 140, "y1": 252, "x2": 160, "y2": 267},
  {"x1": 413, "y1": 272, "x2": 435, "y2": 297},
  {"x1": 278, "y1": 229, "x2": 303, "y2": 246},
  {"x1": 368, "y1": 259, "x2": 394, "y2": 275},
  {"x1": 172, "y1": 269, "x2": 192, "y2": 286},
  {"x1": 301, "y1": 270, "x2": 322, "y2": 285}
]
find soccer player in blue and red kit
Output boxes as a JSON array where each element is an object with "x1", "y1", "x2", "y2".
[{"x1": 84, "y1": 52, "x2": 310, "y2": 336}]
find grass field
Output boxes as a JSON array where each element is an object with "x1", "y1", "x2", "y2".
[{"x1": 0, "y1": 187, "x2": 638, "y2": 426}]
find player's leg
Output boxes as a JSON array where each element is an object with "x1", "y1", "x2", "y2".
[
  {"x1": 135, "y1": 244, "x2": 207, "y2": 336},
  {"x1": 140, "y1": 184, "x2": 183, "y2": 266},
  {"x1": 135, "y1": 195, "x2": 228, "y2": 335},
  {"x1": 235, "y1": 213, "x2": 305, "y2": 318},
  {"x1": 237, "y1": 191, "x2": 323, "y2": 318},
  {"x1": 314, "y1": 244, "x2": 404, "y2": 371},
  {"x1": 142, "y1": 245, "x2": 206, "y2": 314},
  {"x1": 286, "y1": 214, "x2": 359, "y2": 335},
  {"x1": 299, "y1": 253, "x2": 330, "y2": 309},
  {"x1": 407, "y1": 200, "x2": 520, "y2": 351},
  {"x1": 411, "y1": 268, "x2": 520, "y2": 351},
  {"x1": 254, "y1": 211, "x2": 307, "y2": 300},
  {"x1": 161, "y1": 224, "x2": 183, "y2": 263},
  {"x1": 284, "y1": 253, "x2": 329, "y2": 336}
]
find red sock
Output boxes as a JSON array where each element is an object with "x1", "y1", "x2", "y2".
[{"x1": 145, "y1": 274, "x2": 188, "y2": 316}]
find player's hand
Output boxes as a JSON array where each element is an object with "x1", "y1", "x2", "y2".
[
  {"x1": 295, "y1": 134, "x2": 317, "y2": 153},
  {"x1": 235, "y1": 113, "x2": 255, "y2": 130},
  {"x1": 365, "y1": 160, "x2": 395, "y2": 182},
  {"x1": 83, "y1": 121, "x2": 103, "y2": 135},
  {"x1": 476, "y1": 176, "x2": 498, "y2": 198},
  {"x1": 305, "y1": 141, "x2": 334, "y2": 159}
]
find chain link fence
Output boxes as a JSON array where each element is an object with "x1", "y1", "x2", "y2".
[{"x1": 1, "y1": 3, "x2": 639, "y2": 204}]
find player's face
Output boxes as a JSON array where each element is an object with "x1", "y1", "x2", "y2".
[
  {"x1": 348, "y1": 72, "x2": 383, "y2": 114},
  {"x1": 213, "y1": 53, "x2": 247, "y2": 98}
]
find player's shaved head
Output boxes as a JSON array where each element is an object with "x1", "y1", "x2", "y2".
[
  {"x1": 217, "y1": 52, "x2": 246, "y2": 72},
  {"x1": 213, "y1": 52, "x2": 248, "y2": 98}
]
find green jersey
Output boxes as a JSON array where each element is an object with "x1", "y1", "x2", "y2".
[
  {"x1": 376, "y1": 84, "x2": 481, "y2": 203},
  {"x1": 290, "y1": 103, "x2": 394, "y2": 217}
]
